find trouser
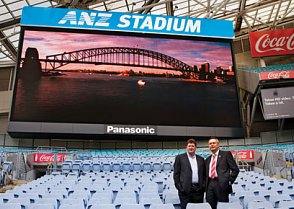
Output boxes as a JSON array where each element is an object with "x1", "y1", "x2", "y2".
[
  {"x1": 206, "y1": 178, "x2": 229, "y2": 209},
  {"x1": 179, "y1": 183, "x2": 204, "y2": 209}
]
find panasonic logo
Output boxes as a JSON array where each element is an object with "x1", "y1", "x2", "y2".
[{"x1": 106, "y1": 125, "x2": 156, "y2": 135}]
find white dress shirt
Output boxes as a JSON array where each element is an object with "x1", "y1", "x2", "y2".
[{"x1": 187, "y1": 152, "x2": 199, "y2": 183}]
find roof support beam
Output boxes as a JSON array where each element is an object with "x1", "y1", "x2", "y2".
[
  {"x1": 206, "y1": 0, "x2": 231, "y2": 18},
  {"x1": 132, "y1": 0, "x2": 174, "y2": 13},
  {"x1": 0, "y1": 18, "x2": 20, "y2": 30},
  {"x1": 234, "y1": 0, "x2": 246, "y2": 32},
  {"x1": 272, "y1": 0, "x2": 283, "y2": 28},
  {"x1": 166, "y1": 0, "x2": 174, "y2": 16},
  {"x1": 0, "y1": 31, "x2": 16, "y2": 60},
  {"x1": 138, "y1": 0, "x2": 160, "y2": 14}
]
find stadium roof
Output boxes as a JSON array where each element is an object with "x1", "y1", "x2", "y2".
[{"x1": 0, "y1": 0, "x2": 293, "y2": 62}]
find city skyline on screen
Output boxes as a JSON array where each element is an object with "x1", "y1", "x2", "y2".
[{"x1": 22, "y1": 30, "x2": 233, "y2": 73}]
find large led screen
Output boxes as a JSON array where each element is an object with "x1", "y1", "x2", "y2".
[{"x1": 9, "y1": 27, "x2": 243, "y2": 138}]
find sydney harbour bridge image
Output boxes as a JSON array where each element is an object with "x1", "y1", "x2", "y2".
[{"x1": 20, "y1": 46, "x2": 233, "y2": 83}]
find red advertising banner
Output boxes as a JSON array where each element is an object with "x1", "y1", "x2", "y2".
[
  {"x1": 249, "y1": 28, "x2": 294, "y2": 57},
  {"x1": 259, "y1": 70, "x2": 294, "y2": 80},
  {"x1": 33, "y1": 153, "x2": 66, "y2": 163},
  {"x1": 231, "y1": 150, "x2": 254, "y2": 160}
]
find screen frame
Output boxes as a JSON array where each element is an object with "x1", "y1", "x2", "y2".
[{"x1": 8, "y1": 24, "x2": 244, "y2": 139}]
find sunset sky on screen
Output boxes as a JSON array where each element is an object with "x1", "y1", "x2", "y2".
[{"x1": 22, "y1": 30, "x2": 233, "y2": 72}]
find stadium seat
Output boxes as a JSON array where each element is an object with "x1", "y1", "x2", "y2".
[
  {"x1": 61, "y1": 163, "x2": 72, "y2": 175},
  {"x1": 149, "y1": 203, "x2": 174, "y2": 209},
  {"x1": 247, "y1": 201, "x2": 274, "y2": 209},
  {"x1": 0, "y1": 203, "x2": 22, "y2": 209},
  {"x1": 162, "y1": 163, "x2": 172, "y2": 172},
  {"x1": 59, "y1": 202, "x2": 85, "y2": 209},
  {"x1": 9, "y1": 197, "x2": 32, "y2": 208},
  {"x1": 164, "y1": 192, "x2": 180, "y2": 205},
  {"x1": 71, "y1": 162, "x2": 82, "y2": 175},
  {"x1": 114, "y1": 197, "x2": 137, "y2": 205},
  {"x1": 142, "y1": 163, "x2": 152, "y2": 172},
  {"x1": 269, "y1": 194, "x2": 292, "y2": 207},
  {"x1": 119, "y1": 204, "x2": 145, "y2": 209},
  {"x1": 87, "y1": 204, "x2": 116, "y2": 209},
  {"x1": 278, "y1": 200, "x2": 294, "y2": 208},
  {"x1": 122, "y1": 163, "x2": 132, "y2": 171},
  {"x1": 112, "y1": 163, "x2": 121, "y2": 172},
  {"x1": 36, "y1": 197, "x2": 60, "y2": 209},
  {"x1": 28, "y1": 203, "x2": 55, "y2": 209},
  {"x1": 81, "y1": 162, "x2": 92, "y2": 173},
  {"x1": 139, "y1": 197, "x2": 163, "y2": 205},
  {"x1": 102, "y1": 163, "x2": 111, "y2": 172},
  {"x1": 217, "y1": 202, "x2": 242, "y2": 209},
  {"x1": 152, "y1": 162, "x2": 162, "y2": 172},
  {"x1": 132, "y1": 163, "x2": 142, "y2": 171},
  {"x1": 186, "y1": 203, "x2": 211, "y2": 209},
  {"x1": 92, "y1": 163, "x2": 101, "y2": 173}
]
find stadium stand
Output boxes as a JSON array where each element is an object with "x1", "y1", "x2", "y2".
[
  {"x1": 0, "y1": 147, "x2": 294, "y2": 209},
  {"x1": 1, "y1": 1, "x2": 294, "y2": 209}
]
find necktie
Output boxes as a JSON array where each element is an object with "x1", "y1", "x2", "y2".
[{"x1": 210, "y1": 154, "x2": 216, "y2": 179}]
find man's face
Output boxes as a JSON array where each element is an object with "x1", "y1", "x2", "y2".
[
  {"x1": 186, "y1": 143, "x2": 196, "y2": 155},
  {"x1": 208, "y1": 139, "x2": 220, "y2": 153}
]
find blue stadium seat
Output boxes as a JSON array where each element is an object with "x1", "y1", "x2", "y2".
[
  {"x1": 132, "y1": 163, "x2": 142, "y2": 172},
  {"x1": 122, "y1": 163, "x2": 132, "y2": 171},
  {"x1": 217, "y1": 202, "x2": 242, "y2": 209},
  {"x1": 28, "y1": 203, "x2": 55, "y2": 209},
  {"x1": 111, "y1": 163, "x2": 121, "y2": 172},
  {"x1": 186, "y1": 203, "x2": 211, "y2": 209},
  {"x1": 142, "y1": 163, "x2": 152, "y2": 172},
  {"x1": 0, "y1": 203, "x2": 22, "y2": 209},
  {"x1": 102, "y1": 163, "x2": 111, "y2": 172},
  {"x1": 92, "y1": 163, "x2": 101, "y2": 173},
  {"x1": 162, "y1": 163, "x2": 172, "y2": 172},
  {"x1": 149, "y1": 203, "x2": 174, "y2": 209},
  {"x1": 81, "y1": 162, "x2": 92, "y2": 173},
  {"x1": 119, "y1": 204, "x2": 145, "y2": 209},
  {"x1": 87, "y1": 204, "x2": 116, "y2": 209},
  {"x1": 61, "y1": 163, "x2": 72, "y2": 175},
  {"x1": 152, "y1": 163, "x2": 162, "y2": 171}
]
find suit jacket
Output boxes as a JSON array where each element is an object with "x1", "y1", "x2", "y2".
[
  {"x1": 173, "y1": 153, "x2": 206, "y2": 194},
  {"x1": 205, "y1": 150, "x2": 239, "y2": 193}
]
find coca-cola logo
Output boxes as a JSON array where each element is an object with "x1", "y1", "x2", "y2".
[
  {"x1": 267, "y1": 71, "x2": 290, "y2": 79},
  {"x1": 255, "y1": 33, "x2": 294, "y2": 53},
  {"x1": 34, "y1": 154, "x2": 65, "y2": 162}
]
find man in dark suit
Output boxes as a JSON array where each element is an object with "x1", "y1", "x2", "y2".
[
  {"x1": 173, "y1": 138, "x2": 206, "y2": 209},
  {"x1": 205, "y1": 137, "x2": 239, "y2": 209}
]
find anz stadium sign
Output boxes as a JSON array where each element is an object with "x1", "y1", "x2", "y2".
[{"x1": 21, "y1": 6, "x2": 234, "y2": 39}]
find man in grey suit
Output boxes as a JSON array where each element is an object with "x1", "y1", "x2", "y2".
[
  {"x1": 205, "y1": 137, "x2": 239, "y2": 209},
  {"x1": 173, "y1": 138, "x2": 206, "y2": 209}
]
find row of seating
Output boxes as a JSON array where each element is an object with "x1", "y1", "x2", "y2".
[
  {"x1": 61, "y1": 161, "x2": 173, "y2": 175},
  {"x1": 241, "y1": 63, "x2": 294, "y2": 72},
  {"x1": 229, "y1": 171, "x2": 294, "y2": 209},
  {"x1": 2, "y1": 168, "x2": 294, "y2": 208},
  {"x1": 0, "y1": 171, "x2": 179, "y2": 209}
]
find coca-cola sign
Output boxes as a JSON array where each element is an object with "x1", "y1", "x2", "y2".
[
  {"x1": 231, "y1": 150, "x2": 254, "y2": 160},
  {"x1": 260, "y1": 70, "x2": 294, "y2": 80},
  {"x1": 249, "y1": 28, "x2": 294, "y2": 57},
  {"x1": 34, "y1": 153, "x2": 66, "y2": 163}
]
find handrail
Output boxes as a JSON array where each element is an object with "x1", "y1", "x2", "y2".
[
  {"x1": 237, "y1": 160, "x2": 252, "y2": 171},
  {"x1": 36, "y1": 146, "x2": 67, "y2": 153}
]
